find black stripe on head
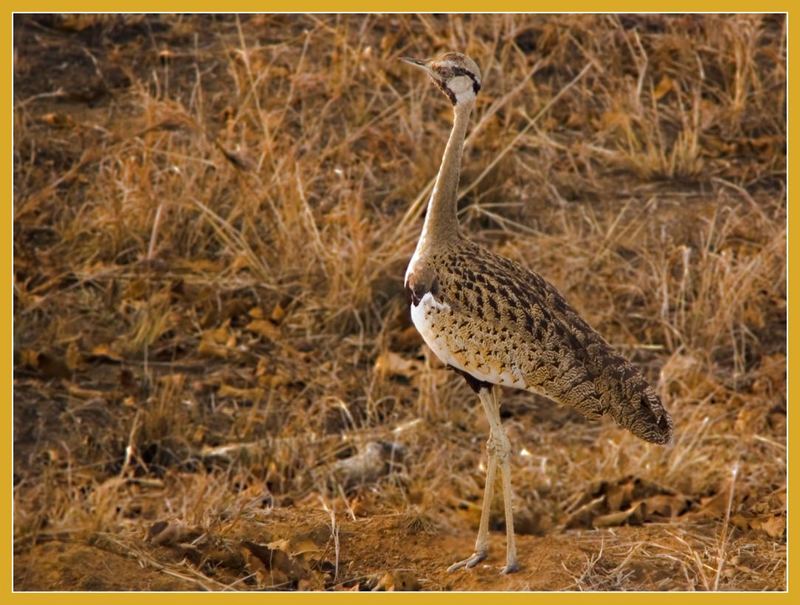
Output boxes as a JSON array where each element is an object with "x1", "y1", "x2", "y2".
[
  {"x1": 452, "y1": 66, "x2": 481, "y2": 94},
  {"x1": 434, "y1": 78, "x2": 457, "y2": 104}
]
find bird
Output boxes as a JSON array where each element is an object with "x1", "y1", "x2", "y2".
[{"x1": 400, "y1": 51, "x2": 673, "y2": 575}]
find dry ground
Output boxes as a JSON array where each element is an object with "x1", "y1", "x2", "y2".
[{"x1": 13, "y1": 14, "x2": 786, "y2": 591}]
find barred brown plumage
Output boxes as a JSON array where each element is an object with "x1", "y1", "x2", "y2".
[
  {"x1": 401, "y1": 51, "x2": 672, "y2": 575},
  {"x1": 430, "y1": 240, "x2": 673, "y2": 444}
]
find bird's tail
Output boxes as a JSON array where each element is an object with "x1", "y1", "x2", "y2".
[
  {"x1": 558, "y1": 340, "x2": 674, "y2": 445},
  {"x1": 615, "y1": 384, "x2": 673, "y2": 444}
]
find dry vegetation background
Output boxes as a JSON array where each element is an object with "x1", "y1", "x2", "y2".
[{"x1": 13, "y1": 14, "x2": 786, "y2": 591}]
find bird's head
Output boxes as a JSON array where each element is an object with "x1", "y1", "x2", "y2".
[{"x1": 401, "y1": 51, "x2": 481, "y2": 105}]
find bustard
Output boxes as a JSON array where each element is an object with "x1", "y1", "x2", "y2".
[{"x1": 401, "y1": 52, "x2": 673, "y2": 575}]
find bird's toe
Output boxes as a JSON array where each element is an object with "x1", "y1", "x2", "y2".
[{"x1": 446, "y1": 551, "x2": 487, "y2": 572}]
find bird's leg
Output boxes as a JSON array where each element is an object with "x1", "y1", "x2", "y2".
[
  {"x1": 447, "y1": 402, "x2": 497, "y2": 572},
  {"x1": 474, "y1": 432, "x2": 498, "y2": 557},
  {"x1": 485, "y1": 387, "x2": 520, "y2": 574}
]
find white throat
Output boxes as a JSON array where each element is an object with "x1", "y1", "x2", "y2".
[{"x1": 447, "y1": 75, "x2": 476, "y2": 105}]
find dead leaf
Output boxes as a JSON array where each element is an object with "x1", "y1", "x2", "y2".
[
  {"x1": 191, "y1": 425, "x2": 207, "y2": 445},
  {"x1": 735, "y1": 405, "x2": 763, "y2": 434},
  {"x1": 564, "y1": 476, "x2": 689, "y2": 529},
  {"x1": 148, "y1": 520, "x2": 198, "y2": 546},
  {"x1": 692, "y1": 480, "x2": 736, "y2": 521},
  {"x1": 198, "y1": 323, "x2": 235, "y2": 358},
  {"x1": 753, "y1": 514, "x2": 785, "y2": 538},
  {"x1": 40, "y1": 112, "x2": 75, "y2": 128},
  {"x1": 242, "y1": 544, "x2": 289, "y2": 588},
  {"x1": 297, "y1": 574, "x2": 327, "y2": 591},
  {"x1": 733, "y1": 513, "x2": 785, "y2": 539},
  {"x1": 268, "y1": 371, "x2": 291, "y2": 389},
  {"x1": 241, "y1": 540, "x2": 310, "y2": 589},
  {"x1": 55, "y1": 14, "x2": 98, "y2": 31},
  {"x1": 270, "y1": 304, "x2": 286, "y2": 323},
  {"x1": 604, "y1": 480, "x2": 634, "y2": 512},
  {"x1": 255, "y1": 357, "x2": 270, "y2": 377},
  {"x1": 266, "y1": 538, "x2": 291, "y2": 552},
  {"x1": 19, "y1": 348, "x2": 40, "y2": 368},
  {"x1": 653, "y1": 75, "x2": 674, "y2": 100},
  {"x1": 373, "y1": 571, "x2": 420, "y2": 591},
  {"x1": 599, "y1": 110, "x2": 631, "y2": 132},
  {"x1": 246, "y1": 319, "x2": 280, "y2": 341},
  {"x1": 566, "y1": 111, "x2": 584, "y2": 128},
  {"x1": 374, "y1": 352, "x2": 421, "y2": 379},
  {"x1": 641, "y1": 494, "x2": 691, "y2": 519},
  {"x1": 89, "y1": 344, "x2": 123, "y2": 363},
  {"x1": 286, "y1": 527, "x2": 330, "y2": 559},
  {"x1": 564, "y1": 495, "x2": 606, "y2": 529},
  {"x1": 593, "y1": 503, "x2": 643, "y2": 528},
  {"x1": 218, "y1": 384, "x2": 265, "y2": 403},
  {"x1": 65, "y1": 382, "x2": 107, "y2": 400}
]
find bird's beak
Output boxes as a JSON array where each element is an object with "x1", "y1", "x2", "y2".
[{"x1": 400, "y1": 56, "x2": 432, "y2": 74}]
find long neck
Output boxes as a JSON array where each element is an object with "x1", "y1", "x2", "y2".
[{"x1": 419, "y1": 99, "x2": 473, "y2": 247}]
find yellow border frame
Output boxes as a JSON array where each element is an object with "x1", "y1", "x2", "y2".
[{"x1": 4, "y1": 3, "x2": 795, "y2": 602}]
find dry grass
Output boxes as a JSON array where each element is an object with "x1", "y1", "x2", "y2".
[{"x1": 13, "y1": 14, "x2": 785, "y2": 591}]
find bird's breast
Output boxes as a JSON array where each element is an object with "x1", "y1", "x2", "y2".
[
  {"x1": 409, "y1": 291, "x2": 527, "y2": 390},
  {"x1": 410, "y1": 291, "x2": 460, "y2": 368}
]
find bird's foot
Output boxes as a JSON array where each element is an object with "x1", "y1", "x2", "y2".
[
  {"x1": 446, "y1": 550, "x2": 487, "y2": 572},
  {"x1": 500, "y1": 560, "x2": 520, "y2": 575}
]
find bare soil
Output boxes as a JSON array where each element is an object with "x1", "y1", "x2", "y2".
[{"x1": 14, "y1": 509, "x2": 786, "y2": 591}]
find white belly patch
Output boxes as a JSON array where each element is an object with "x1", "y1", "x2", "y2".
[
  {"x1": 409, "y1": 293, "x2": 527, "y2": 389},
  {"x1": 410, "y1": 292, "x2": 460, "y2": 368}
]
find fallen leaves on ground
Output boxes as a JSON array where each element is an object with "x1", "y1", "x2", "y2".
[{"x1": 564, "y1": 475, "x2": 694, "y2": 529}]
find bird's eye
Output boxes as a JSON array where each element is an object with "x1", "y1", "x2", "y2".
[{"x1": 433, "y1": 65, "x2": 450, "y2": 79}]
